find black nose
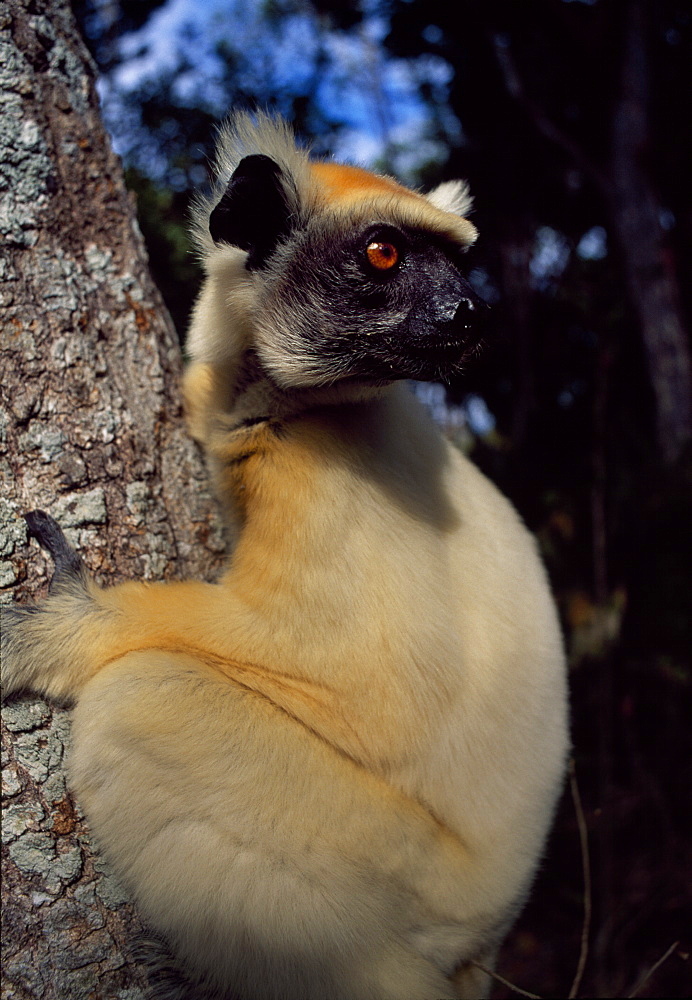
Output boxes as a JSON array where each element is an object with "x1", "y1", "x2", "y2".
[
  {"x1": 428, "y1": 272, "x2": 487, "y2": 326},
  {"x1": 453, "y1": 294, "x2": 481, "y2": 331},
  {"x1": 436, "y1": 280, "x2": 489, "y2": 340}
]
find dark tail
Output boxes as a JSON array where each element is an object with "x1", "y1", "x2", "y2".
[{"x1": 25, "y1": 510, "x2": 87, "y2": 590}]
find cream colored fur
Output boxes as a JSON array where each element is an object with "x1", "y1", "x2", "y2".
[{"x1": 2, "y1": 113, "x2": 568, "y2": 1000}]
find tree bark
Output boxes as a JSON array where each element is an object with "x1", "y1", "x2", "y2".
[{"x1": 0, "y1": 2, "x2": 225, "y2": 997}]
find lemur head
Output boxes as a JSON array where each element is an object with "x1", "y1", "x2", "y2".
[{"x1": 189, "y1": 112, "x2": 486, "y2": 388}]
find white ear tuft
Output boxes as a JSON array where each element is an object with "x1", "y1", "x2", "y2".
[{"x1": 425, "y1": 179, "x2": 473, "y2": 218}]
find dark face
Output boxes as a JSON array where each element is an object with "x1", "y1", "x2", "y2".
[
  {"x1": 260, "y1": 218, "x2": 488, "y2": 385},
  {"x1": 208, "y1": 154, "x2": 486, "y2": 387}
]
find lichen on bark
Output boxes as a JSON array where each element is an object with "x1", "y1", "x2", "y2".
[{"x1": 1, "y1": 1, "x2": 225, "y2": 996}]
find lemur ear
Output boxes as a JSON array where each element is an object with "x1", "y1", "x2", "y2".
[
  {"x1": 209, "y1": 154, "x2": 293, "y2": 269},
  {"x1": 425, "y1": 179, "x2": 473, "y2": 218}
]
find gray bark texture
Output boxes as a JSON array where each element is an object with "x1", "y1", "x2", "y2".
[{"x1": 0, "y1": 1, "x2": 226, "y2": 997}]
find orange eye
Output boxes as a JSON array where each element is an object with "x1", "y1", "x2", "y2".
[{"x1": 365, "y1": 240, "x2": 400, "y2": 271}]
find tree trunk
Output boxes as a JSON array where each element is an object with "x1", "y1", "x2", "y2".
[
  {"x1": 608, "y1": 0, "x2": 692, "y2": 465},
  {"x1": 492, "y1": 1, "x2": 692, "y2": 464},
  {"x1": 0, "y1": 2, "x2": 225, "y2": 997}
]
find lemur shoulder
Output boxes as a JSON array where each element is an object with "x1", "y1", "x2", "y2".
[{"x1": 2, "y1": 112, "x2": 568, "y2": 1000}]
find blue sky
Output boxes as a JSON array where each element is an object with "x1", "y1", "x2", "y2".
[{"x1": 97, "y1": 0, "x2": 459, "y2": 182}]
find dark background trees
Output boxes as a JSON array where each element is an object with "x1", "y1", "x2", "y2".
[{"x1": 3, "y1": 0, "x2": 690, "y2": 995}]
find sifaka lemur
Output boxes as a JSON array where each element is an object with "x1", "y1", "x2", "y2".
[{"x1": 2, "y1": 112, "x2": 568, "y2": 1000}]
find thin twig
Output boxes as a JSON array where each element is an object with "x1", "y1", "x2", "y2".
[
  {"x1": 469, "y1": 960, "x2": 542, "y2": 1000},
  {"x1": 627, "y1": 940, "x2": 680, "y2": 998},
  {"x1": 568, "y1": 759, "x2": 592, "y2": 998}
]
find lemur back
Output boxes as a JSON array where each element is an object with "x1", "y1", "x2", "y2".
[{"x1": 2, "y1": 113, "x2": 568, "y2": 1000}]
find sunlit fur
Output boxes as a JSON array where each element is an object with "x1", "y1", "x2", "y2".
[{"x1": 2, "y1": 113, "x2": 568, "y2": 1000}]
